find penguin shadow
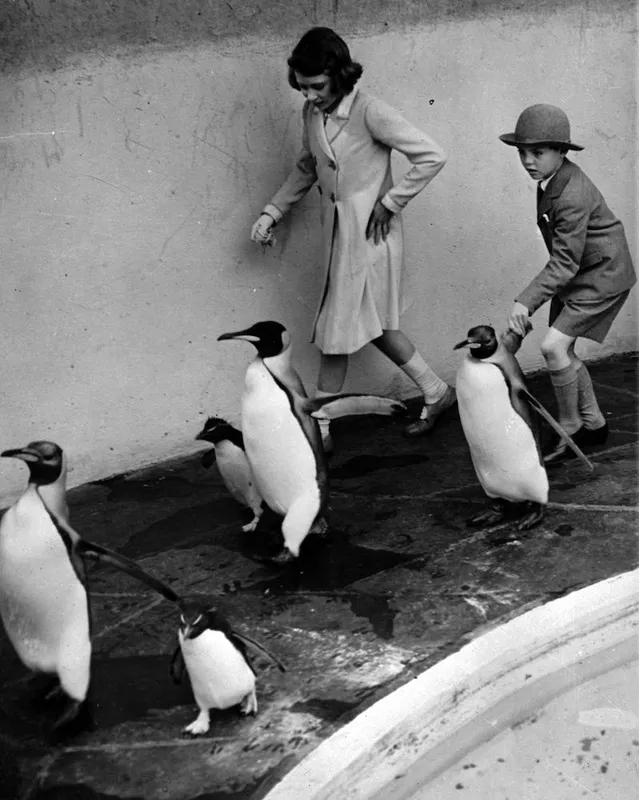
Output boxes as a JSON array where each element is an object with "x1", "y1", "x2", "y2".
[
  {"x1": 328, "y1": 452, "x2": 430, "y2": 481},
  {"x1": 246, "y1": 523, "x2": 415, "y2": 594}
]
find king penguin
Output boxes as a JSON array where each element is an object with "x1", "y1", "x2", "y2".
[
  {"x1": 0, "y1": 441, "x2": 179, "y2": 737},
  {"x1": 454, "y1": 326, "x2": 593, "y2": 529},
  {"x1": 195, "y1": 417, "x2": 264, "y2": 532},
  {"x1": 218, "y1": 321, "x2": 406, "y2": 563},
  {"x1": 169, "y1": 603, "x2": 286, "y2": 737}
]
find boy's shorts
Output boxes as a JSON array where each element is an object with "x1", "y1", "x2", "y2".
[{"x1": 549, "y1": 290, "x2": 631, "y2": 343}]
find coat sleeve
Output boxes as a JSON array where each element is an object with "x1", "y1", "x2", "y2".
[
  {"x1": 264, "y1": 103, "x2": 318, "y2": 221},
  {"x1": 364, "y1": 97, "x2": 447, "y2": 214},
  {"x1": 516, "y1": 186, "x2": 590, "y2": 314}
]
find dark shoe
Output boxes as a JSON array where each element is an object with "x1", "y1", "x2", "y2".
[
  {"x1": 571, "y1": 422, "x2": 609, "y2": 447},
  {"x1": 404, "y1": 385, "x2": 457, "y2": 437},
  {"x1": 543, "y1": 430, "x2": 582, "y2": 466}
]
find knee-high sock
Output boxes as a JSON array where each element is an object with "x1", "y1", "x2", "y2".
[
  {"x1": 575, "y1": 361, "x2": 606, "y2": 430},
  {"x1": 399, "y1": 351, "x2": 447, "y2": 404},
  {"x1": 549, "y1": 362, "x2": 582, "y2": 434}
]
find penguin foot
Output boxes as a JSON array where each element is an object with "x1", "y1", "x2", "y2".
[
  {"x1": 516, "y1": 503, "x2": 545, "y2": 530},
  {"x1": 269, "y1": 547, "x2": 297, "y2": 566},
  {"x1": 466, "y1": 504, "x2": 509, "y2": 527},
  {"x1": 242, "y1": 517, "x2": 260, "y2": 533},
  {"x1": 240, "y1": 690, "x2": 258, "y2": 716},
  {"x1": 183, "y1": 709, "x2": 210, "y2": 737}
]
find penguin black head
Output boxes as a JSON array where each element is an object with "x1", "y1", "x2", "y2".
[
  {"x1": 179, "y1": 604, "x2": 211, "y2": 640},
  {"x1": 453, "y1": 326, "x2": 499, "y2": 360},
  {"x1": 218, "y1": 321, "x2": 289, "y2": 359},
  {"x1": 195, "y1": 416, "x2": 231, "y2": 445},
  {"x1": 1, "y1": 441, "x2": 65, "y2": 486}
]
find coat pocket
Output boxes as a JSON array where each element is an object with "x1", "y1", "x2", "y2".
[{"x1": 581, "y1": 249, "x2": 603, "y2": 269}]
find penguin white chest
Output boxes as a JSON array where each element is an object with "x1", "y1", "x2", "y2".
[
  {"x1": 240, "y1": 360, "x2": 318, "y2": 513},
  {"x1": 214, "y1": 441, "x2": 260, "y2": 509},
  {"x1": 179, "y1": 629, "x2": 256, "y2": 710},
  {"x1": 0, "y1": 493, "x2": 90, "y2": 673},
  {"x1": 456, "y1": 358, "x2": 548, "y2": 503}
]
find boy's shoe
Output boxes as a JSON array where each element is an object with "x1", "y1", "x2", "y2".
[
  {"x1": 404, "y1": 385, "x2": 457, "y2": 437},
  {"x1": 571, "y1": 422, "x2": 609, "y2": 447},
  {"x1": 544, "y1": 422, "x2": 609, "y2": 466}
]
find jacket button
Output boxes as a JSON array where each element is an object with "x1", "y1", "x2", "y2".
[{"x1": 330, "y1": 192, "x2": 336, "y2": 202}]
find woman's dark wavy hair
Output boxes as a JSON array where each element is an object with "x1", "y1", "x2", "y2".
[{"x1": 287, "y1": 28, "x2": 363, "y2": 94}]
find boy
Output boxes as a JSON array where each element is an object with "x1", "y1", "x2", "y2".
[{"x1": 501, "y1": 104, "x2": 636, "y2": 464}]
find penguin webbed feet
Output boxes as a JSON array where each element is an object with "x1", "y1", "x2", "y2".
[
  {"x1": 467, "y1": 500, "x2": 544, "y2": 531},
  {"x1": 466, "y1": 501, "x2": 511, "y2": 528},
  {"x1": 515, "y1": 502, "x2": 545, "y2": 530}
]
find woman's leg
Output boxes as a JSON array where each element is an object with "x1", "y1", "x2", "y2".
[
  {"x1": 372, "y1": 330, "x2": 455, "y2": 437},
  {"x1": 315, "y1": 353, "x2": 349, "y2": 452}
]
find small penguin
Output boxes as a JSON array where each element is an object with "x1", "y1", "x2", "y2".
[
  {"x1": 0, "y1": 441, "x2": 179, "y2": 737},
  {"x1": 169, "y1": 603, "x2": 285, "y2": 737},
  {"x1": 218, "y1": 321, "x2": 406, "y2": 562},
  {"x1": 454, "y1": 326, "x2": 593, "y2": 529},
  {"x1": 195, "y1": 416, "x2": 264, "y2": 532}
]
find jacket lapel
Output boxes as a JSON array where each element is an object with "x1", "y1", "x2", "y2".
[{"x1": 537, "y1": 158, "x2": 574, "y2": 221}]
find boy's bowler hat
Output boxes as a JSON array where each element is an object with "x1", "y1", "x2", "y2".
[{"x1": 500, "y1": 104, "x2": 583, "y2": 150}]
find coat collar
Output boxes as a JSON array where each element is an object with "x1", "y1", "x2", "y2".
[
  {"x1": 537, "y1": 158, "x2": 576, "y2": 219},
  {"x1": 308, "y1": 88, "x2": 359, "y2": 161}
]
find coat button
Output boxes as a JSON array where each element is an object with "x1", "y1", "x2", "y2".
[
  {"x1": 330, "y1": 192, "x2": 336, "y2": 202},
  {"x1": 317, "y1": 185, "x2": 323, "y2": 195},
  {"x1": 328, "y1": 161, "x2": 336, "y2": 170}
]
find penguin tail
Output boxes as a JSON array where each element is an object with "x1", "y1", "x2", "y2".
[{"x1": 309, "y1": 394, "x2": 407, "y2": 420}]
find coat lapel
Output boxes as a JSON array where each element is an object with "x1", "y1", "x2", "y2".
[
  {"x1": 537, "y1": 158, "x2": 574, "y2": 220},
  {"x1": 309, "y1": 106, "x2": 336, "y2": 162}
]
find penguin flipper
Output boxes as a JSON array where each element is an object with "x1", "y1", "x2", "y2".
[
  {"x1": 76, "y1": 540, "x2": 182, "y2": 604},
  {"x1": 232, "y1": 631, "x2": 287, "y2": 673},
  {"x1": 201, "y1": 449, "x2": 217, "y2": 469},
  {"x1": 308, "y1": 394, "x2": 407, "y2": 420},
  {"x1": 206, "y1": 609, "x2": 286, "y2": 673},
  {"x1": 169, "y1": 646, "x2": 186, "y2": 684},
  {"x1": 520, "y1": 387, "x2": 595, "y2": 471},
  {"x1": 36, "y1": 494, "x2": 182, "y2": 604}
]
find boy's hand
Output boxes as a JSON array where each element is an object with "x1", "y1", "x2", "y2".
[
  {"x1": 366, "y1": 201, "x2": 393, "y2": 245},
  {"x1": 508, "y1": 302, "x2": 530, "y2": 337},
  {"x1": 251, "y1": 213, "x2": 276, "y2": 245}
]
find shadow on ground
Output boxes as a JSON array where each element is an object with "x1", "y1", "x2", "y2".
[{"x1": 0, "y1": 354, "x2": 637, "y2": 800}]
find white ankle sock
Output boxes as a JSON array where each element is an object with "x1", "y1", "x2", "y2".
[
  {"x1": 315, "y1": 390, "x2": 334, "y2": 440},
  {"x1": 400, "y1": 351, "x2": 447, "y2": 403}
]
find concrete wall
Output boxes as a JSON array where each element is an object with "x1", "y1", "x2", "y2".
[{"x1": 0, "y1": 0, "x2": 636, "y2": 504}]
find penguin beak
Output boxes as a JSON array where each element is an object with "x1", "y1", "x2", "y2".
[
  {"x1": 1, "y1": 447, "x2": 41, "y2": 463},
  {"x1": 218, "y1": 330, "x2": 260, "y2": 343},
  {"x1": 453, "y1": 339, "x2": 470, "y2": 350}
]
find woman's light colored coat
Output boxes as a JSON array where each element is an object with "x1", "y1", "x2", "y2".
[{"x1": 264, "y1": 89, "x2": 446, "y2": 354}]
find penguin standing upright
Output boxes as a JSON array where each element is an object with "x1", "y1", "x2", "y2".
[
  {"x1": 169, "y1": 603, "x2": 286, "y2": 736},
  {"x1": 196, "y1": 417, "x2": 264, "y2": 532},
  {"x1": 218, "y1": 321, "x2": 406, "y2": 562},
  {"x1": 0, "y1": 441, "x2": 179, "y2": 737},
  {"x1": 454, "y1": 326, "x2": 593, "y2": 529}
]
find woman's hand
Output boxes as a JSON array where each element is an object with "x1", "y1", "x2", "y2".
[
  {"x1": 366, "y1": 201, "x2": 394, "y2": 245},
  {"x1": 251, "y1": 213, "x2": 276, "y2": 245},
  {"x1": 508, "y1": 301, "x2": 531, "y2": 337}
]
